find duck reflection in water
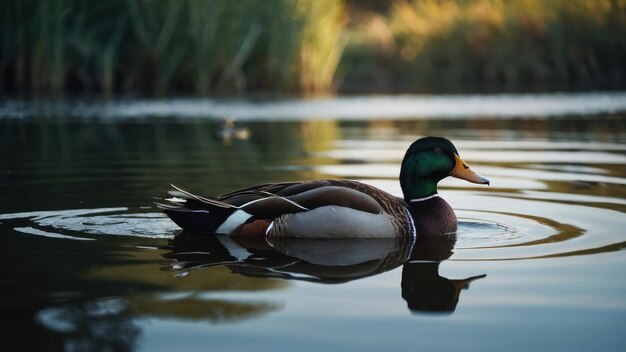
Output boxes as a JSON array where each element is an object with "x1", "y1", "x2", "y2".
[{"x1": 163, "y1": 232, "x2": 486, "y2": 314}]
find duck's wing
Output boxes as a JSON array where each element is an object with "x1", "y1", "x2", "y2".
[
  {"x1": 156, "y1": 182, "x2": 327, "y2": 233},
  {"x1": 217, "y1": 181, "x2": 303, "y2": 201},
  {"x1": 217, "y1": 180, "x2": 335, "y2": 204},
  {"x1": 158, "y1": 180, "x2": 397, "y2": 235},
  {"x1": 220, "y1": 180, "x2": 385, "y2": 216},
  {"x1": 264, "y1": 180, "x2": 411, "y2": 239}
]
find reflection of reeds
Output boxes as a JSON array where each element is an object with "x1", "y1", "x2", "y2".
[
  {"x1": 1, "y1": 0, "x2": 345, "y2": 95},
  {"x1": 387, "y1": 0, "x2": 626, "y2": 90}
]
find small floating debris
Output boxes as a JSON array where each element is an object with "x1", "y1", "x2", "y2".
[{"x1": 215, "y1": 117, "x2": 250, "y2": 143}]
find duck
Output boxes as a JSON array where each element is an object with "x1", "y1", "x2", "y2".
[
  {"x1": 156, "y1": 136, "x2": 489, "y2": 239},
  {"x1": 215, "y1": 117, "x2": 250, "y2": 143}
]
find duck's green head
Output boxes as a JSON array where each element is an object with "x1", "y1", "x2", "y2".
[{"x1": 400, "y1": 137, "x2": 489, "y2": 201}]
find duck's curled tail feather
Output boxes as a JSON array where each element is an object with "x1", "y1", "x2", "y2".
[{"x1": 155, "y1": 184, "x2": 239, "y2": 234}]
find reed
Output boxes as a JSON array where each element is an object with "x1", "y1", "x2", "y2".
[
  {"x1": 1, "y1": 0, "x2": 345, "y2": 95},
  {"x1": 2, "y1": 0, "x2": 625, "y2": 94},
  {"x1": 386, "y1": 0, "x2": 626, "y2": 90}
]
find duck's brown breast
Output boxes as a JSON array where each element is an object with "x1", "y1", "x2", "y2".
[{"x1": 408, "y1": 196, "x2": 458, "y2": 237}]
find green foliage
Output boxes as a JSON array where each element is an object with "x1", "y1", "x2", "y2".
[{"x1": 1, "y1": 0, "x2": 345, "y2": 95}]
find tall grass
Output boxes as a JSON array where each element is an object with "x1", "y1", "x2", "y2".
[
  {"x1": 386, "y1": 0, "x2": 626, "y2": 90},
  {"x1": 1, "y1": 0, "x2": 345, "y2": 95},
  {"x1": 3, "y1": 0, "x2": 625, "y2": 94}
]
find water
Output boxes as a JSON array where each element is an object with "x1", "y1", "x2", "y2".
[{"x1": 1, "y1": 93, "x2": 625, "y2": 351}]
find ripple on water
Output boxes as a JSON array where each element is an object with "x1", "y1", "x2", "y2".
[
  {"x1": 1, "y1": 190, "x2": 624, "y2": 262},
  {"x1": 0, "y1": 208, "x2": 179, "y2": 239},
  {"x1": 451, "y1": 192, "x2": 625, "y2": 261},
  {"x1": 457, "y1": 218, "x2": 521, "y2": 246}
]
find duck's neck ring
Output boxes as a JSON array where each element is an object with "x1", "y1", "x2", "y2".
[{"x1": 409, "y1": 193, "x2": 439, "y2": 203}]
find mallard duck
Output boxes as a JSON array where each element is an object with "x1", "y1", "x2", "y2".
[
  {"x1": 157, "y1": 136, "x2": 489, "y2": 238},
  {"x1": 215, "y1": 117, "x2": 250, "y2": 143}
]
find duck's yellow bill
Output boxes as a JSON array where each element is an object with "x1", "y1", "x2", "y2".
[{"x1": 450, "y1": 154, "x2": 490, "y2": 185}]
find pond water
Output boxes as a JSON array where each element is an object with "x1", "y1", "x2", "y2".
[{"x1": 1, "y1": 93, "x2": 625, "y2": 351}]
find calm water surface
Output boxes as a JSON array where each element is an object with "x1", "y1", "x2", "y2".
[{"x1": 1, "y1": 94, "x2": 625, "y2": 351}]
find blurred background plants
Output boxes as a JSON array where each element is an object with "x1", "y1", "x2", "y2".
[
  {"x1": 1, "y1": 0, "x2": 344, "y2": 95},
  {"x1": 383, "y1": 0, "x2": 626, "y2": 91},
  {"x1": 2, "y1": 0, "x2": 625, "y2": 95}
]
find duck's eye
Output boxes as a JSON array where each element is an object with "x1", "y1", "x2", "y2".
[{"x1": 433, "y1": 148, "x2": 442, "y2": 154}]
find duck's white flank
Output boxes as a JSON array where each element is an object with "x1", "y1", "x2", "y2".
[
  {"x1": 215, "y1": 209, "x2": 253, "y2": 234},
  {"x1": 216, "y1": 195, "x2": 309, "y2": 235},
  {"x1": 268, "y1": 205, "x2": 397, "y2": 238}
]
